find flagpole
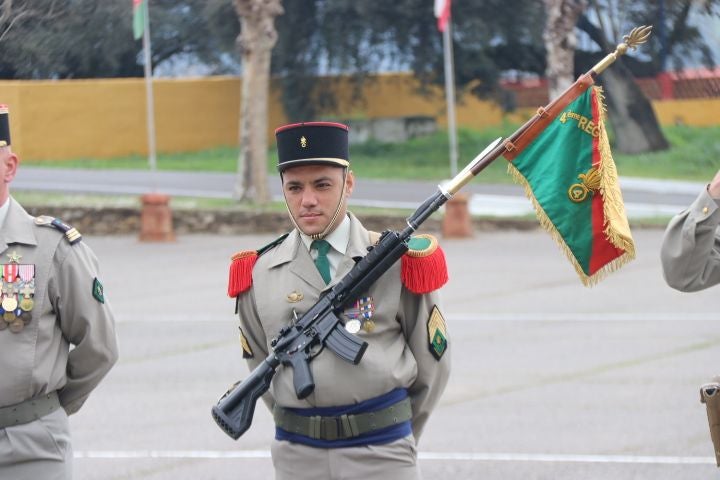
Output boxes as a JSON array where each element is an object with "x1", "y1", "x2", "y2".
[
  {"x1": 443, "y1": 26, "x2": 652, "y2": 196},
  {"x1": 442, "y1": 20, "x2": 459, "y2": 177},
  {"x1": 142, "y1": 0, "x2": 157, "y2": 182}
]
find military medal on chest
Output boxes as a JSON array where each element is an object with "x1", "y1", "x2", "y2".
[
  {"x1": 0, "y1": 251, "x2": 35, "y2": 334},
  {"x1": 343, "y1": 296, "x2": 375, "y2": 334}
]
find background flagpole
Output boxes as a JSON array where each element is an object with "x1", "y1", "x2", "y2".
[
  {"x1": 142, "y1": 0, "x2": 157, "y2": 178},
  {"x1": 137, "y1": 0, "x2": 173, "y2": 243},
  {"x1": 441, "y1": 15, "x2": 458, "y2": 176}
]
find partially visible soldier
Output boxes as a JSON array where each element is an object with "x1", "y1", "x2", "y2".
[
  {"x1": 0, "y1": 104, "x2": 119, "y2": 479},
  {"x1": 660, "y1": 169, "x2": 720, "y2": 291},
  {"x1": 661, "y1": 169, "x2": 720, "y2": 466},
  {"x1": 228, "y1": 122, "x2": 451, "y2": 480}
]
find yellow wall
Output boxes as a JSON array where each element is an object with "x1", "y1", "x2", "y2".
[
  {"x1": 0, "y1": 74, "x2": 717, "y2": 161},
  {"x1": 651, "y1": 98, "x2": 720, "y2": 127}
]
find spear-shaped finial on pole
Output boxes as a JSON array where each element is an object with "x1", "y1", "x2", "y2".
[{"x1": 592, "y1": 25, "x2": 653, "y2": 75}]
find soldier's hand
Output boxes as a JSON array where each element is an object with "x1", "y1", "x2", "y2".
[{"x1": 709, "y1": 170, "x2": 720, "y2": 199}]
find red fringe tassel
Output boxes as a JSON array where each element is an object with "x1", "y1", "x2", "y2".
[
  {"x1": 227, "y1": 251, "x2": 258, "y2": 297},
  {"x1": 400, "y1": 247, "x2": 449, "y2": 294}
]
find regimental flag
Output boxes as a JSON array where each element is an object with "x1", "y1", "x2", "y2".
[
  {"x1": 434, "y1": 0, "x2": 451, "y2": 32},
  {"x1": 504, "y1": 84, "x2": 635, "y2": 286},
  {"x1": 133, "y1": 0, "x2": 146, "y2": 40}
]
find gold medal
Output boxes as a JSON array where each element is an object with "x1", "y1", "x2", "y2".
[
  {"x1": 3, "y1": 311, "x2": 16, "y2": 322},
  {"x1": 362, "y1": 319, "x2": 376, "y2": 333},
  {"x1": 1, "y1": 296, "x2": 17, "y2": 311},
  {"x1": 9, "y1": 318, "x2": 24, "y2": 333},
  {"x1": 19, "y1": 297, "x2": 34, "y2": 312}
]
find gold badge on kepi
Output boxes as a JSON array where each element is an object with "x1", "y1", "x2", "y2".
[
  {"x1": 239, "y1": 327, "x2": 254, "y2": 359},
  {"x1": 427, "y1": 305, "x2": 448, "y2": 360}
]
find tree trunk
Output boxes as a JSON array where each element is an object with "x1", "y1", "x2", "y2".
[
  {"x1": 543, "y1": 0, "x2": 587, "y2": 99},
  {"x1": 577, "y1": 14, "x2": 669, "y2": 154},
  {"x1": 597, "y1": 60, "x2": 670, "y2": 153},
  {"x1": 234, "y1": 0, "x2": 283, "y2": 203}
]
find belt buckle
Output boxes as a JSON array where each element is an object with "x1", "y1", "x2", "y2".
[{"x1": 321, "y1": 417, "x2": 339, "y2": 441}]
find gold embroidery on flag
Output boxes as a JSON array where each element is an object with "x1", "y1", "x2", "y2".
[{"x1": 568, "y1": 167, "x2": 601, "y2": 203}]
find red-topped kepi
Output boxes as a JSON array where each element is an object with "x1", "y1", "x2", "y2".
[
  {"x1": 0, "y1": 105, "x2": 10, "y2": 147},
  {"x1": 274, "y1": 121, "x2": 349, "y2": 172}
]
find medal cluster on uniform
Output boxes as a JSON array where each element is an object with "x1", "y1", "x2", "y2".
[
  {"x1": 0, "y1": 251, "x2": 35, "y2": 333},
  {"x1": 344, "y1": 296, "x2": 375, "y2": 334}
]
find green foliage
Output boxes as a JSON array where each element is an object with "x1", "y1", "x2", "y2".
[{"x1": 0, "y1": 0, "x2": 236, "y2": 79}]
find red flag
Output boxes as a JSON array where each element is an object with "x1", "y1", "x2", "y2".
[{"x1": 434, "y1": 0, "x2": 451, "y2": 32}]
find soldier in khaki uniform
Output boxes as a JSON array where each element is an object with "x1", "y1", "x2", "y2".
[
  {"x1": 0, "y1": 105, "x2": 119, "y2": 479},
  {"x1": 661, "y1": 169, "x2": 720, "y2": 291},
  {"x1": 661, "y1": 170, "x2": 720, "y2": 465},
  {"x1": 228, "y1": 122, "x2": 451, "y2": 480}
]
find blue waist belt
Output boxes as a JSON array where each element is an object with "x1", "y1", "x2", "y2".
[{"x1": 274, "y1": 388, "x2": 412, "y2": 448}]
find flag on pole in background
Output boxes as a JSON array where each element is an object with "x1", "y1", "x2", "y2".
[
  {"x1": 504, "y1": 85, "x2": 635, "y2": 285},
  {"x1": 133, "y1": 0, "x2": 146, "y2": 40},
  {"x1": 434, "y1": 0, "x2": 451, "y2": 32}
]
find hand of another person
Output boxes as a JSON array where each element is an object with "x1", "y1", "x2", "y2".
[{"x1": 709, "y1": 170, "x2": 720, "y2": 199}]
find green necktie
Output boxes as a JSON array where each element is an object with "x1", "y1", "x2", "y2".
[{"x1": 311, "y1": 240, "x2": 332, "y2": 284}]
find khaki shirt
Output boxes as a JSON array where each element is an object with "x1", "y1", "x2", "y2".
[
  {"x1": 0, "y1": 198, "x2": 118, "y2": 414},
  {"x1": 661, "y1": 188, "x2": 720, "y2": 292},
  {"x1": 236, "y1": 213, "x2": 451, "y2": 440}
]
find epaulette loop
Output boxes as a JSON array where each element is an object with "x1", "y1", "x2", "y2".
[
  {"x1": 401, "y1": 234, "x2": 448, "y2": 294},
  {"x1": 227, "y1": 233, "x2": 289, "y2": 298},
  {"x1": 34, "y1": 216, "x2": 82, "y2": 245}
]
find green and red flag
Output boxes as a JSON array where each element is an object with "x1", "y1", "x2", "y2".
[
  {"x1": 503, "y1": 79, "x2": 635, "y2": 285},
  {"x1": 133, "y1": 0, "x2": 146, "y2": 40}
]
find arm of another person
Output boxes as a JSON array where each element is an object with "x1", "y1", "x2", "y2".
[
  {"x1": 399, "y1": 287, "x2": 451, "y2": 443},
  {"x1": 660, "y1": 170, "x2": 720, "y2": 292},
  {"x1": 52, "y1": 241, "x2": 119, "y2": 414}
]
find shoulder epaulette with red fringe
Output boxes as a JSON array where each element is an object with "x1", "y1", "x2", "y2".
[
  {"x1": 401, "y1": 234, "x2": 448, "y2": 294},
  {"x1": 227, "y1": 233, "x2": 289, "y2": 297}
]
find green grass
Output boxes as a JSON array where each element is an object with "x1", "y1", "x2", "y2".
[
  {"x1": 23, "y1": 124, "x2": 720, "y2": 182},
  {"x1": 613, "y1": 125, "x2": 720, "y2": 181}
]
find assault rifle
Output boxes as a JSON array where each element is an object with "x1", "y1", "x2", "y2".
[{"x1": 212, "y1": 137, "x2": 503, "y2": 439}]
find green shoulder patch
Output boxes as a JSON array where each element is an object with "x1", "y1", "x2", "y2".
[
  {"x1": 92, "y1": 278, "x2": 105, "y2": 304},
  {"x1": 238, "y1": 327, "x2": 254, "y2": 359},
  {"x1": 427, "y1": 305, "x2": 448, "y2": 360},
  {"x1": 407, "y1": 235, "x2": 435, "y2": 255}
]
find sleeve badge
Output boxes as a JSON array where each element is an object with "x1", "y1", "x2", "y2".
[
  {"x1": 238, "y1": 327, "x2": 254, "y2": 359},
  {"x1": 427, "y1": 305, "x2": 448, "y2": 360},
  {"x1": 92, "y1": 278, "x2": 105, "y2": 304}
]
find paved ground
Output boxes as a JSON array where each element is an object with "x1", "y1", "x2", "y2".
[
  {"x1": 13, "y1": 167, "x2": 704, "y2": 218},
  {"x1": 63, "y1": 226, "x2": 719, "y2": 479}
]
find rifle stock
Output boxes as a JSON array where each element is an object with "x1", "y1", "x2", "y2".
[{"x1": 212, "y1": 356, "x2": 277, "y2": 439}]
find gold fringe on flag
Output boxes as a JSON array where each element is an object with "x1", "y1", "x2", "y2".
[
  {"x1": 506, "y1": 88, "x2": 636, "y2": 287},
  {"x1": 594, "y1": 87, "x2": 636, "y2": 259},
  {"x1": 506, "y1": 162, "x2": 600, "y2": 286}
]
